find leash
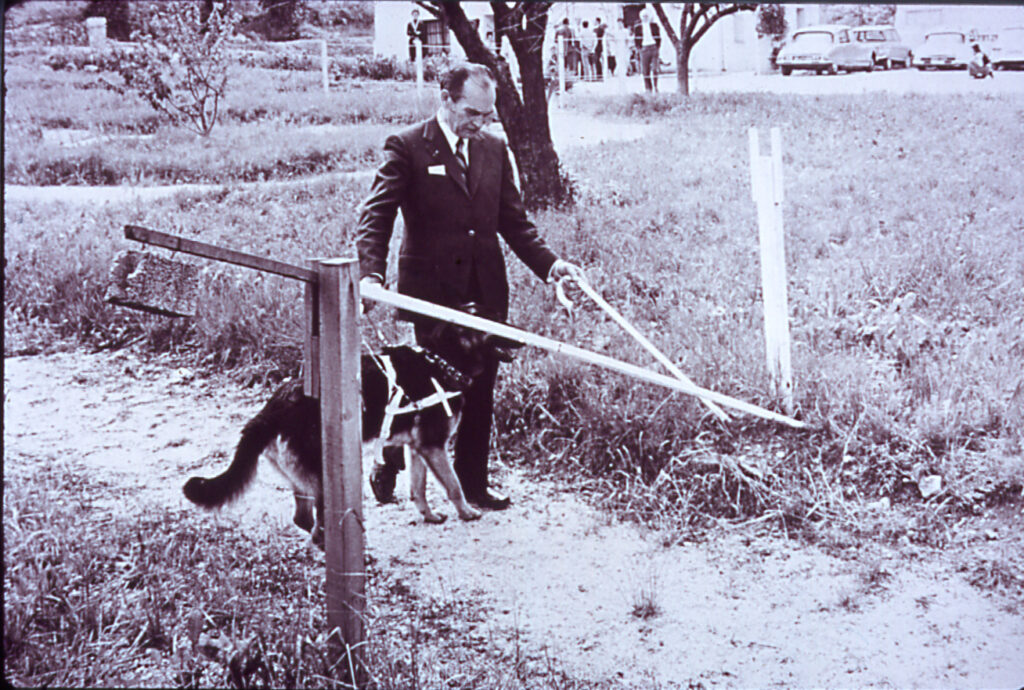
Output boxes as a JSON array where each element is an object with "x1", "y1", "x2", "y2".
[{"x1": 557, "y1": 273, "x2": 731, "y2": 424}]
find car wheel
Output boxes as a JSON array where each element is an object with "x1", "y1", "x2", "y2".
[
  {"x1": 827, "y1": 63, "x2": 837, "y2": 75},
  {"x1": 781, "y1": 66, "x2": 792, "y2": 76},
  {"x1": 882, "y1": 57, "x2": 892, "y2": 70}
]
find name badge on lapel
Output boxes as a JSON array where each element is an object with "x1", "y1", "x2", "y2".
[{"x1": 428, "y1": 164, "x2": 446, "y2": 176}]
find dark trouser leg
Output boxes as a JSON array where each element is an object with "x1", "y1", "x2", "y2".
[
  {"x1": 452, "y1": 356, "x2": 498, "y2": 498},
  {"x1": 641, "y1": 45, "x2": 657, "y2": 91}
]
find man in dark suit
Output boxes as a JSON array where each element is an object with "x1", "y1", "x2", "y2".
[
  {"x1": 407, "y1": 8, "x2": 428, "y2": 62},
  {"x1": 357, "y1": 62, "x2": 580, "y2": 511}
]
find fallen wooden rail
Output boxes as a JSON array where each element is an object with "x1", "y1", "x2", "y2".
[{"x1": 361, "y1": 283, "x2": 807, "y2": 429}]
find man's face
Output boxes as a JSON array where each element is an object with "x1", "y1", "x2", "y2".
[{"x1": 441, "y1": 77, "x2": 496, "y2": 140}]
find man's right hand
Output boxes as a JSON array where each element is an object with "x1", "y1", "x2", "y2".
[{"x1": 360, "y1": 275, "x2": 384, "y2": 314}]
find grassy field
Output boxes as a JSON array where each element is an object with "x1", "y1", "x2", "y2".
[{"x1": 5, "y1": 28, "x2": 1024, "y2": 686}]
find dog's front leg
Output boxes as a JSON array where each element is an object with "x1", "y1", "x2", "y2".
[
  {"x1": 420, "y1": 447, "x2": 482, "y2": 522},
  {"x1": 409, "y1": 451, "x2": 447, "y2": 524}
]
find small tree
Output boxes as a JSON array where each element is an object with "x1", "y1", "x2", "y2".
[
  {"x1": 756, "y1": 4, "x2": 786, "y2": 39},
  {"x1": 110, "y1": 2, "x2": 238, "y2": 136},
  {"x1": 756, "y1": 4, "x2": 786, "y2": 71},
  {"x1": 652, "y1": 3, "x2": 757, "y2": 97}
]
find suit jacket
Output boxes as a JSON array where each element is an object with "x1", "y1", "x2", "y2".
[
  {"x1": 633, "y1": 21, "x2": 661, "y2": 50},
  {"x1": 356, "y1": 117, "x2": 558, "y2": 322},
  {"x1": 407, "y1": 20, "x2": 428, "y2": 46}
]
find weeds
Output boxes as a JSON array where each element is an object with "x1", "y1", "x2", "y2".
[{"x1": 2, "y1": 461, "x2": 610, "y2": 688}]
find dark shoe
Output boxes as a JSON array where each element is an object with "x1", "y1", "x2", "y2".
[
  {"x1": 370, "y1": 446, "x2": 404, "y2": 504},
  {"x1": 467, "y1": 488, "x2": 511, "y2": 511}
]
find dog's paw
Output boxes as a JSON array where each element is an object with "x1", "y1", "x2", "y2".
[
  {"x1": 423, "y1": 512, "x2": 448, "y2": 524},
  {"x1": 459, "y1": 507, "x2": 483, "y2": 521}
]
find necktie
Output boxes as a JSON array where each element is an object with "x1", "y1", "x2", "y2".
[{"x1": 455, "y1": 138, "x2": 469, "y2": 177}]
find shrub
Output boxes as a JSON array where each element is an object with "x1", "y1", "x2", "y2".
[{"x1": 104, "y1": 3, "x2": 240, "y2": 136}]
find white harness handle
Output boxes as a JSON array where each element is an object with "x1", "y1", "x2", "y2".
[{"x1": 557, "y1": 273, "x2": 731, "y2": 423}]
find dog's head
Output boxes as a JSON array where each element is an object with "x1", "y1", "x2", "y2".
[{"x1": 416, "y1": 302, "x2": 525, "y2": 377}]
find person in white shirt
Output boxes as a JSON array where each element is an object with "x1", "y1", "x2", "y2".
[{"x1": 632, "y1": 7, "x2": 661, "y2": 92}]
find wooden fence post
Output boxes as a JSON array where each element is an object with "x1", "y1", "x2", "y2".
[
  {"x1": 749, "y1": 127, "x2": 794, "y2": 414},
  {"x1": 303, "y1": 260, "x2": 320, "y2": 399},
  {"x1": 316, "y1": 258, "x2": 366, "y2": 683}
]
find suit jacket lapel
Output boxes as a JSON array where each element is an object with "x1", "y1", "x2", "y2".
[{"x1": 422, "y1": 117, "x2": 470, "y2": 197}]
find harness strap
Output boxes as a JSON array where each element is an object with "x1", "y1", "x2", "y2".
[{"x1": 370, "y1": 353, "x2": 462, "y2": 466}]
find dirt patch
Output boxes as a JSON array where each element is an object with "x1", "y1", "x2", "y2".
[{"x1": 4, "y1": 350, "x2": 1023, "y2": 687}]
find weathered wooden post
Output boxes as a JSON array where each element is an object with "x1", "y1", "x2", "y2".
[
  {"x1": 749, "y1": 127, "x2": 794, "y2": 414},
  {"x1": 316, "y1": 258, "x2": 366, "y2": 682}
]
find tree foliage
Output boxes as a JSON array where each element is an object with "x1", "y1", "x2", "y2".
[
  {"x1": 822, "y1": 4, "x2": 897, "y2": 27},
  {"x1": 108, "y1": 2, "x2": 239, "y2": 136},
  {"x1": 756, "y1": 4, "x2": 786, "y2": 38},
  {"x1": 652, "y1": 3, "x2": 757, "y2": 97},
  {"x1": 418, "y1": 1, "x2": 572, "y2": 209}
]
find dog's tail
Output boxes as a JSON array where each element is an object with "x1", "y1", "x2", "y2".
[{"x1": 183, "y1": 415, "x2": 278, "y2": 508}]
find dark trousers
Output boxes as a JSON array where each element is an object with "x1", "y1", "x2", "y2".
[
  {"x1": 414, "y1": 321, "x2": 499, "y2": 498},
  {"x1": 641, "y1": 44, "x2": 659, "y2": 91}
]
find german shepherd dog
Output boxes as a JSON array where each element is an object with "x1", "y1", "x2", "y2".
[{"x1": 183, "y1": 317, "x2": 518, "y2": 547}]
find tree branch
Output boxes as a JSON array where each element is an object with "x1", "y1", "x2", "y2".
[{"x1": 652, "y1": 4, "x2": 679, "y2": 49}]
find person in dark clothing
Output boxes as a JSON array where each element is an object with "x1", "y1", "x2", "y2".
[
  {"x1": 407, "y1": 8, "x2": 428, "y2": 62},
  {"x1": 632, "y1": 7, "x2": 661, "y2": 92},
  {"x1": 357, "y1": 63, "x2": 583, "y2": 510}
]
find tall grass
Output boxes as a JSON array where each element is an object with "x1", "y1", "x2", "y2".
[{"x1": 3, "y1": 461, "x2": 608, "y2": 688}]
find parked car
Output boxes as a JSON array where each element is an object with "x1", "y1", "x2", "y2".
[
  {"x1": 850, "y1": 25, "x2": 913, "y2": 69},
  {"x1": 915, "y1": 29, "x2": 972, "y2": 69},
  {"x1": 777, "y1": 24, "x2": 863, "y2": 75},
  {"x1": 991, "y1": 26, "x2": 1024, "y2": 70}
]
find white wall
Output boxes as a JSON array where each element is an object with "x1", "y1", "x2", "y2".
[{"x1": 895, "y1": 4, "x2": 1024, "y2": 48}]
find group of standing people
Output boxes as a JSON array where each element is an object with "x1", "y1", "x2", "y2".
[{"x1": 552, "y1": 7, "x2": 663, "y2": 92}]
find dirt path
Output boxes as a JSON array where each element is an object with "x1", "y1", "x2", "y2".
[{"x1": 4, "y1": 350, "x2": 1023, "y2": 688}]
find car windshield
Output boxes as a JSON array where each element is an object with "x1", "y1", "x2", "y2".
[
  {"x1": 925, "y1": 32, "x2": 965, "y2": 48},
  {"x1": 855, "y1": 30, "x2": 886, "y2": 42},
  {"x1": 791, "y1": 31, "x2": 834, "y2": 51}
]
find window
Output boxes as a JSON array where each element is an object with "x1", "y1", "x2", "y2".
[{"x1": 423, "y1": 18, "x2": 450, "y2": 56}]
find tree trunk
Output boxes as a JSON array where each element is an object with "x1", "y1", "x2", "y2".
[
  {"x1": 676, "y1": 45, "x2": 691, "y2": 96},
  {"x1": 432, "y1": 2, "x2": 572, "y2": 209}
]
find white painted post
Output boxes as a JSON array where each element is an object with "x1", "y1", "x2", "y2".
[
  {"x1": 415, "y1": 39, "x2": 424, "y2": 97},
  {"x1": 557, "y1": 36, "x2": 566, "y2": 97},
  {"x1": 86, "y1": 16, "x2": 107, "y2": 48},
  {"x1": 600, "y1": 33, "x2": 609, "y2": 83},
  {"x1": 321, "y1": 39, "x2": 329, "y2": 94},
  {"x1": 618, "y1": 34, "x2": 627, "y2": 93},
  {"x1": 749, "y1": 128, "x2": 794, "y2": 413}
]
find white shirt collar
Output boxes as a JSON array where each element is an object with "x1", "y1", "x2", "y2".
[{"x1": 436, "y1": 111, "x2": 468, "y2": 165}]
